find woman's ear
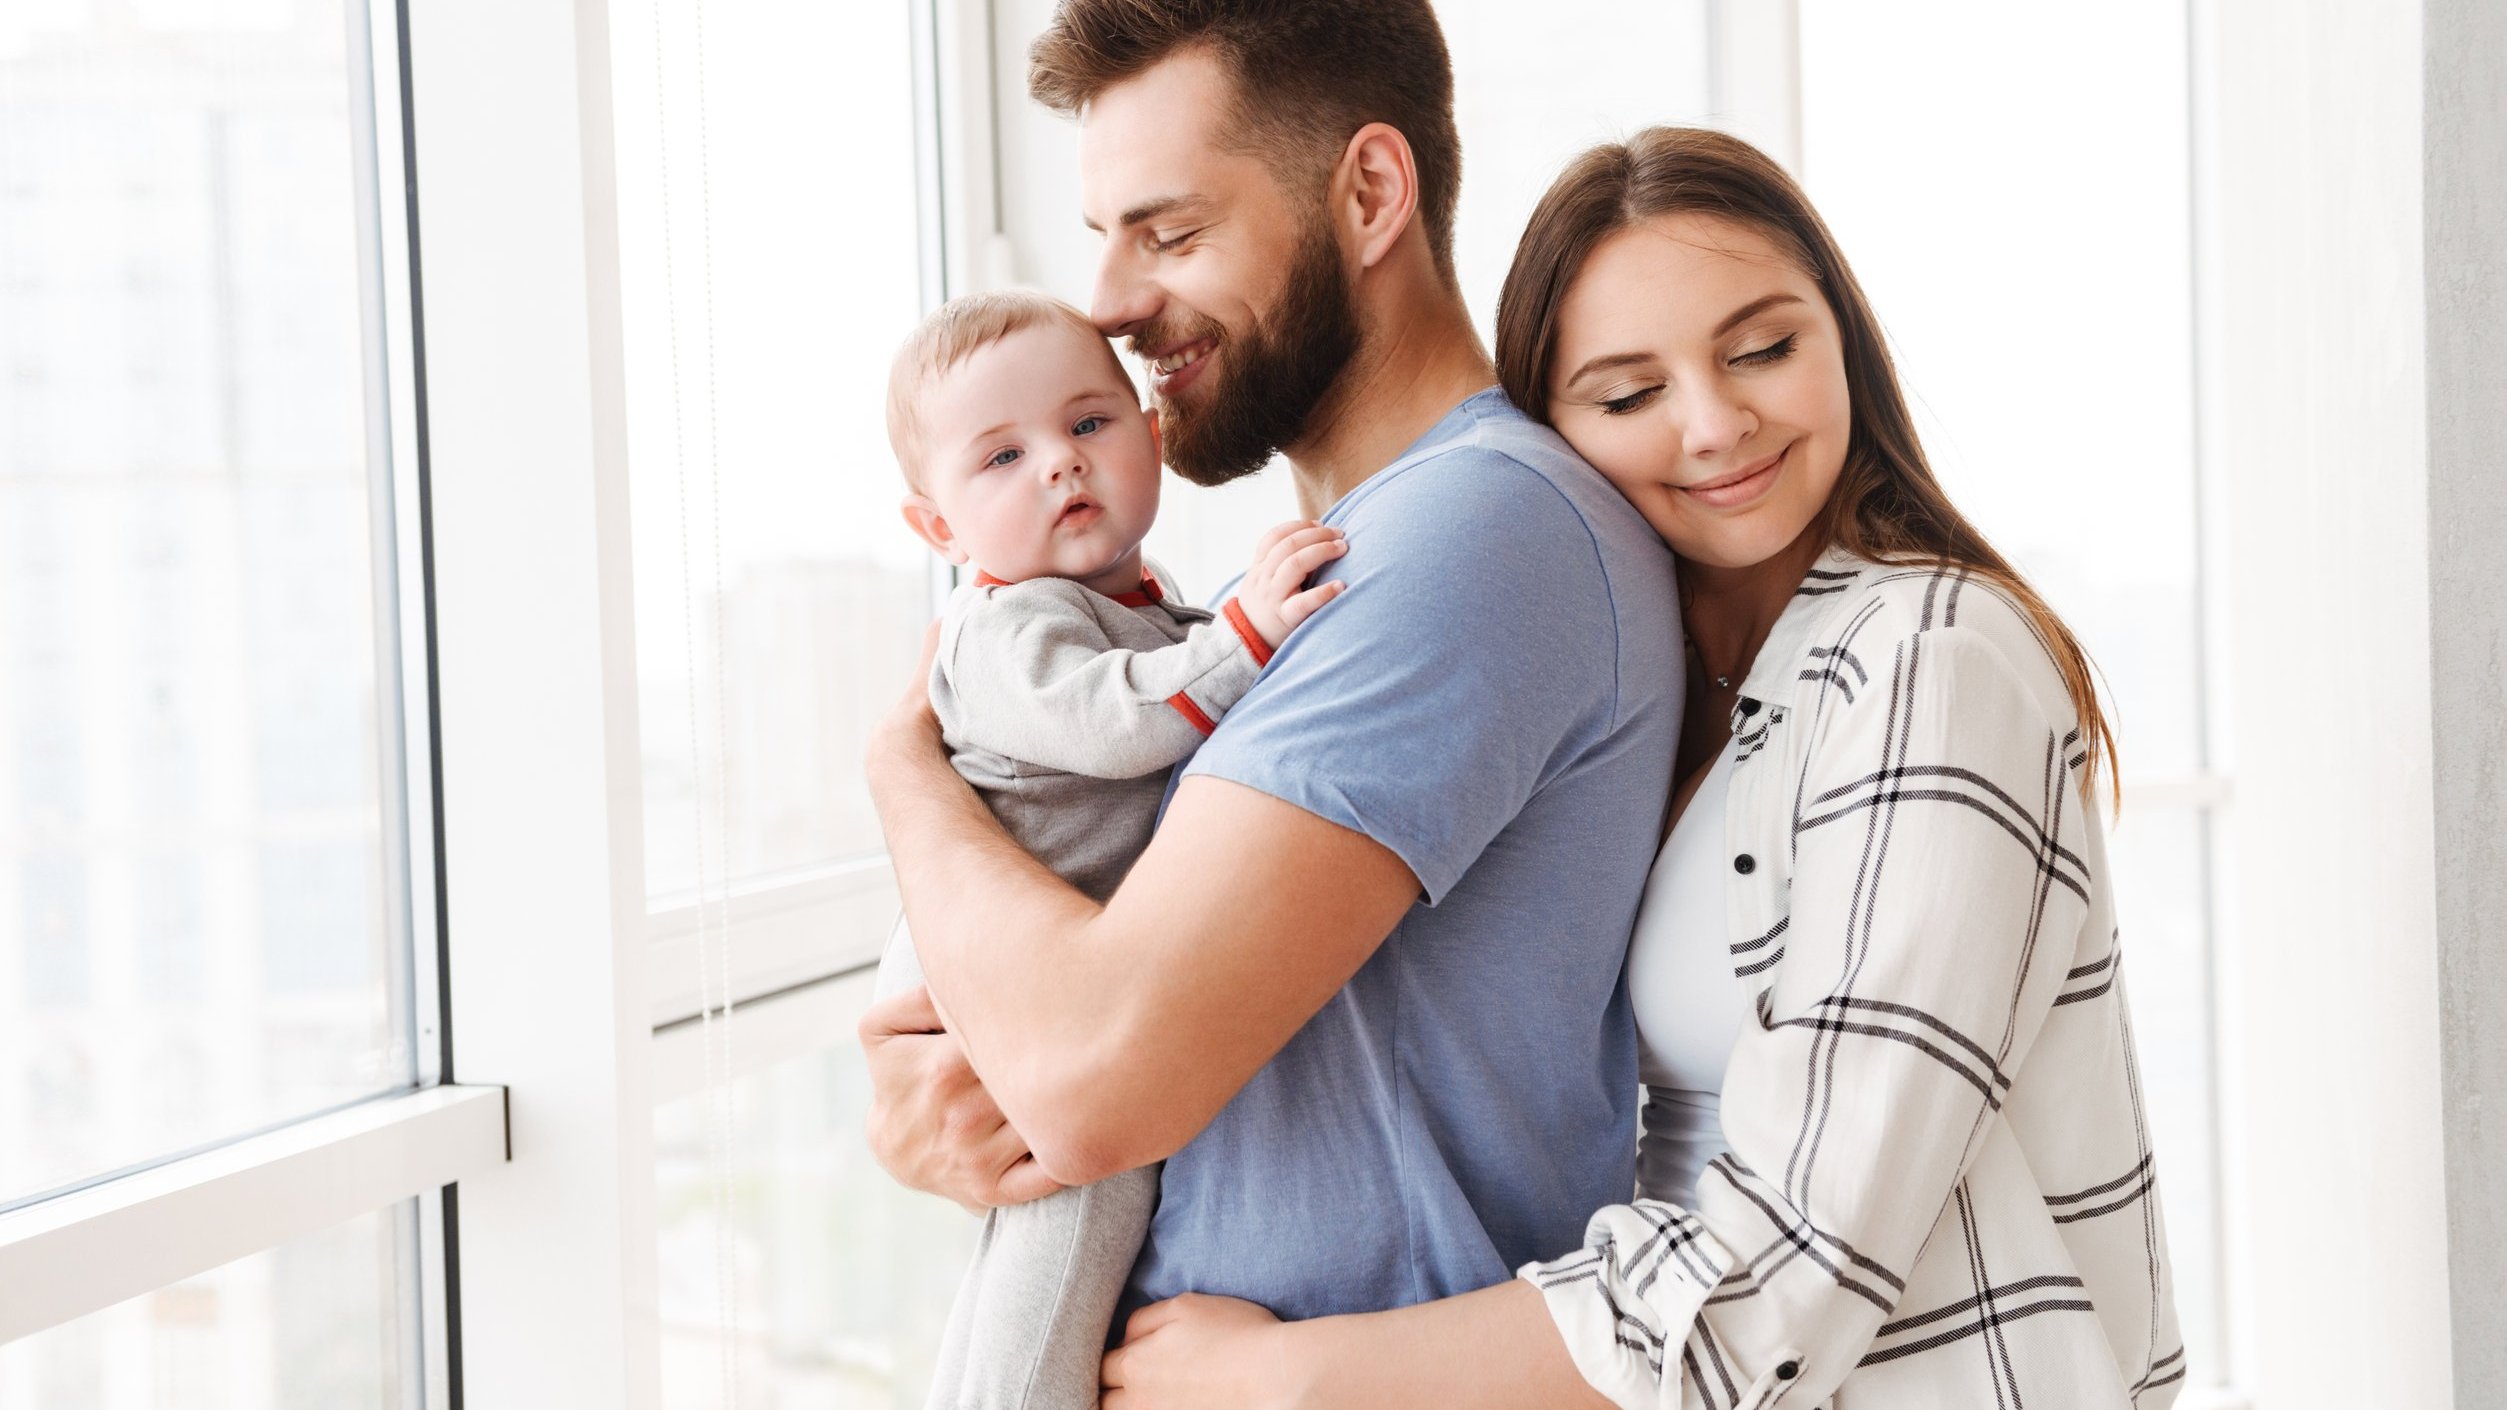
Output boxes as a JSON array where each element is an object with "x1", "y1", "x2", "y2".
[
  {"x1": 900, "y1": 493, "x2": 968, "y2": 564},
  {"x1": 1335, "y1": 121, "x2": 1420, "y2": 272}
]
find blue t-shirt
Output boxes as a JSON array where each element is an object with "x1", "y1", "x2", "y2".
[{"x1": 1125, "y1": 388, "x2": 1685, "y2": 1320}]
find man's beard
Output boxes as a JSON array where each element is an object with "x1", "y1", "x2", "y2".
[{"x1": 1142, "y1": 217, "x2": 1362, "y2": 488}]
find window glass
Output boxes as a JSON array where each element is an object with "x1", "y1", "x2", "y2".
[
  {"x1": 0, "y1": 1202, "x2": 418, "y2": 1409},
  {"x1": 1798, "y1": 0, "x2": 2203, "y2": 780},
  {"x1": 0, "y1": 0, "x2": 416, "y2": 1210},
  {"x1": 654, "y1": 1029, "x2": 977, "y2": 1408},
  {"x1": 610, "y1": 0, "x2": 934, "y2": 902}
]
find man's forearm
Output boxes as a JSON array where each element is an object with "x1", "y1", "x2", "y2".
[
  {"x1": 868, "y1": 721, "x2": 1416, "y2": 1187},
  {"x1": 866, "y1": 728, "x2": 1133, "y2": 1175}
]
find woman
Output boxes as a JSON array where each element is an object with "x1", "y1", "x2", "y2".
[{"x1": 1099, "y1": 127, "x2": 2182, "y2": 1409}]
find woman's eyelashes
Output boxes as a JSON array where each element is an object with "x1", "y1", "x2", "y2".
[
  {"x1": 1733, "y1": 332, "x2": 1799, "y2": 367},
  {"x1": 1594, "y1": 334, "x2": 1803, "y2": 415},
  {"x1": 1598, "y1": 386, "x2": 1662, "y2": 416}
]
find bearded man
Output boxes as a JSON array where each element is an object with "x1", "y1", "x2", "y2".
[{"x1": 860, "y1": 0, "x2": 1685, "y2": 1332}]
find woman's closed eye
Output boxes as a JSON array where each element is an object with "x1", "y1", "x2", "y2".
[
  {"x1": 1733, "y1": 332, "x2": 1799, "y2": 367},
  {"x1": 1598, "y1": 385, "x2": 1663, "y2": 417}
]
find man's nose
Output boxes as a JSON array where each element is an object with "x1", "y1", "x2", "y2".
[{"x1": 1091, "y1": 247, "x2": 1160, "y2": 342}]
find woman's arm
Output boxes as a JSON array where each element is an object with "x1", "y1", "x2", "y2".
[{"x1": 1100, "y1": 1284, "x2": 1611, "y2": 1410}]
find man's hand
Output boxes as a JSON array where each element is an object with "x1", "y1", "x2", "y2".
[
  {"x1": 859, "y1": 984, "x2": 1066, "y2": 1213},
  {"x1": 1230, "y1": 520, "x2": 1348, "y2": 651}
]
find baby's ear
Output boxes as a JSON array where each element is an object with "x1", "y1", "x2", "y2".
[
  {"x1": 900, "y1": 493, "x2": 968, "y2": 564},
  {"x1": 1145, "y1": 405, "x2": 1163, "y2": 465}
]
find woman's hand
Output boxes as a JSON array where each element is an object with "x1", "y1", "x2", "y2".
[{"x1": 1101, "y1": 1294, "x2": 1299, "y2": 1410}]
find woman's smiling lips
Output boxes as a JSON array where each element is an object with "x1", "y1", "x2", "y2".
[{"x1": 1679, "y1": 443, "x2": 1789, "y2": 509}]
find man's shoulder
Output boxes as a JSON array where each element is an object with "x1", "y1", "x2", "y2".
[{"x1": 1340, "y1": 392, "x2": 1666, "y2": 565}]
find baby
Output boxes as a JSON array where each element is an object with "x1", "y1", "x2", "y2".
[{"x1": 875, "y1": 289, "x2": 1344, "y2": 1410}]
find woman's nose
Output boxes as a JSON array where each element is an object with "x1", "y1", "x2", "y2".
[{"x1": 1680, "y1": 385, "x2": 1758, "y2": 461}]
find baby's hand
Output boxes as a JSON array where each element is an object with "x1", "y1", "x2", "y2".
[{"x1": 1232, "y1": 519, "x2": 1348, "y2": 651}]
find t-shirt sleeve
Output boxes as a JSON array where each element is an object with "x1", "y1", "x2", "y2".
[{"x1": 1180, "y1": 450, "x2": 1623, "y2": 904}]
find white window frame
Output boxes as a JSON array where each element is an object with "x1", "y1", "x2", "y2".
[{"x1": 0, "y1": 0, "x2": 509, "y2": 1398}]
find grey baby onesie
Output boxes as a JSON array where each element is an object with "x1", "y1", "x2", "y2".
[{"x1": 876, "y1": 563, "x2": 1267, "y2": 1410}]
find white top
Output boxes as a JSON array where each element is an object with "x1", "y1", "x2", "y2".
[
  {"x1": 1626, "y1": 743, "x2": 1744, "y2": 1206},
  {"x1": 1521, "y1": 549, "x2": 2181, "y2": 1410}
]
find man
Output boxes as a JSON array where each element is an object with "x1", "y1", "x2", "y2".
[{"x1": 861, "y1": 0, "x2": 1684, "y2": 1326}]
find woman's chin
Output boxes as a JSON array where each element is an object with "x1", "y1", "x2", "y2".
[{"x1": 1661, "y1": 518, "x2": 1804, "y2": 572}]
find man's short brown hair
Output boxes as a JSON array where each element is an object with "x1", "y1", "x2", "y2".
[
  {"x1": 886, "y1": 289, "x2": 1131, "y2": 490},
  {"x1": 1028, "y1": 0, "x2": 1462, "y2": 283}
]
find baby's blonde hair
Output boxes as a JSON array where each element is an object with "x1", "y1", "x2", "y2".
[{"x1": 886, "y1": 289, "x2": 1132, "y2": 490}]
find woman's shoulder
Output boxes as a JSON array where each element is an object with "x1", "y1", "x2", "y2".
[{"x1": 1789, "y1": 551, "x2": 2082, "y2": 732}]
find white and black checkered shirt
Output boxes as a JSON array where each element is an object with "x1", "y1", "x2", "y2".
[{"x1": 1522, "y1": 549, "x2": 2184, "y2": 1410}]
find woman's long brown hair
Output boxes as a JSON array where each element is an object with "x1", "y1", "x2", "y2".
[{"x1": 1495, "y1": 126, "x2": 2118, "y2": 805}]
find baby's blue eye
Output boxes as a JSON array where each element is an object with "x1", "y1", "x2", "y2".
[
  {"x1": 1073, "y1": 414, "x2": 1108, "y2": 436},
  {"x1": 985, "y1": 447, "x2": 1021, "y2": 469}
]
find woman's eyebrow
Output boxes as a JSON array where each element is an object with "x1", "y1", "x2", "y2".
[
  {"x1": 1714, "y1": 292, "x2": 1806, "y2": 336},
  {"x1": 1562, "y1": 350, "x2": 1656, "y2": 389}
]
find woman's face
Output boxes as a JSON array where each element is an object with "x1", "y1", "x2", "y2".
[{"x1": 1545, "y1": 213, "x2": 1852, "y2": 570}]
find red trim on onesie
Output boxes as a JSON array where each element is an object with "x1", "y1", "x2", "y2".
[
  {"x1": 973, "y1": 568, "x2": 1164, "y2": 607},
  {"x1": 1167, "y1": 692, "x2": 1218, "y2": 736},
  {"x1": 1221, "y1": 599, "x2": 1273, "y2": 667}
]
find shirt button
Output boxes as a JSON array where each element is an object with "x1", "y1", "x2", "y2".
[
  {"x1": 1738, "y1": 698, "x2": 1761, "y2": 717},
  {"x1": 1776, "y1": 1359, "x2": 1801, "y2": 1380},
  {"x1": 1734, "y1": 854, "x2": 1756, "y2": 875}
]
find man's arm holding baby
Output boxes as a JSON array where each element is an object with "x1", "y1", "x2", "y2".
[
  {"x1": 862, "y1": 522, "x2": 1400, "y2": 1200},
  {"x1": 864, "y1": 735, "x2": 1417, "y2": 1192}
]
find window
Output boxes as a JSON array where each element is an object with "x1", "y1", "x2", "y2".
[
  {"x1": 0, "y1": 0, "x2": 420, "y2": 1216},
  {"x1": 0, "y1": 0, "x2": 492, "y2": 1393}
]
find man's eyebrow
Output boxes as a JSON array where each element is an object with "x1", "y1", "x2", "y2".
[
  {"x1": 1082, "y1": 194, "x2": 1199, "y2": 235},
  {"x1": 1714, "y1": 292, "x2": 1806, "y2": 336}
]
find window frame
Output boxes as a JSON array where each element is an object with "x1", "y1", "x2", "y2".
[{"x1": 0, "y1": 0, "x2": 501, "y2": 1398}]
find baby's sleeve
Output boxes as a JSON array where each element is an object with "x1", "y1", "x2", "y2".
[{"x1": 938, "y1": 581, "x2": 1270, "y2": 779}]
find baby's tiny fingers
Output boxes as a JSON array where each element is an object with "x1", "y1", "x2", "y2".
[
  {"x1": 1274, "y1": 537, "x2": 1350, "y2": 585},
  {"x1": 1260, "y1": 524, "x2": 1342, "y2": 567},
  {"x1": 1279, "y1": 580, "x2": 1346, "y2": 628},
  {"x1": 1251, "y1": 519, "x2": 1321, "y2": 560}
]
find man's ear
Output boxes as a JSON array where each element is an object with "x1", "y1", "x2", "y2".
[
  {"x1": 900, "y1": 493, "x2": 968, "y2": 563},
  {"x1": 1145, "y1": 405, "x2": 1163, "y2": 467},
  {"x1": 1334, "y1": 121, "x2": 1420, "y2": 271}
]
